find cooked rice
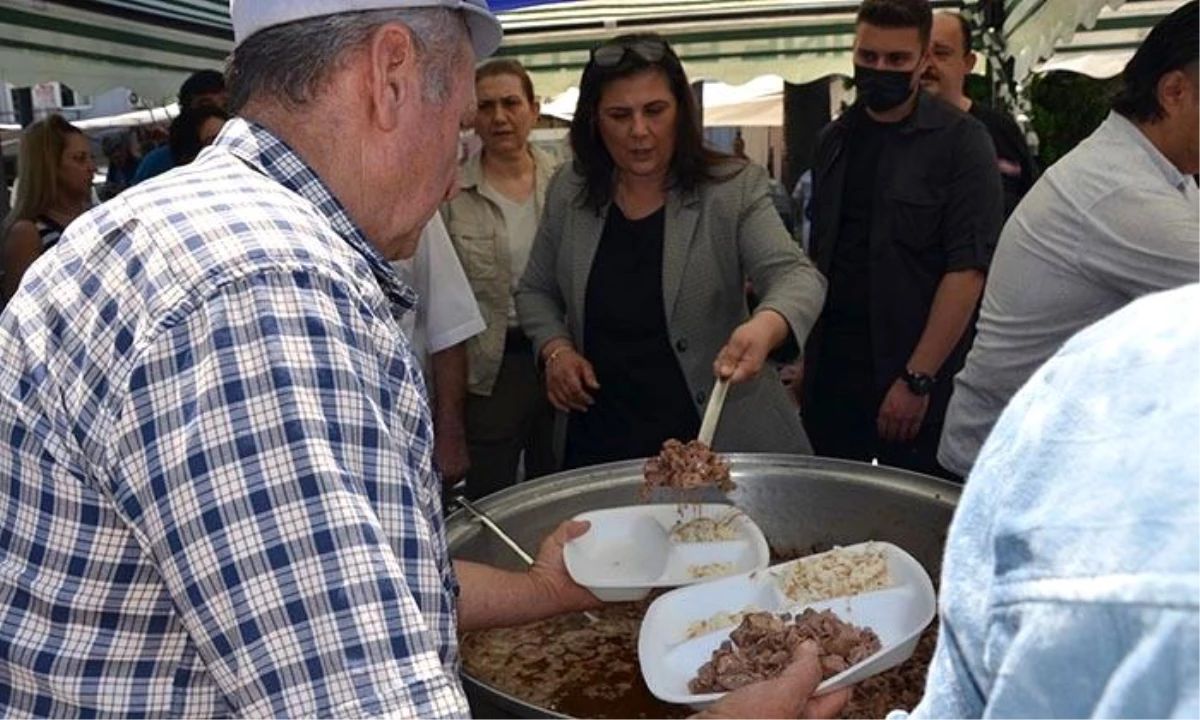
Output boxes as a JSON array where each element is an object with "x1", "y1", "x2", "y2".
[
  {"x1": 669, "y1": 513, "x2": 740, "y2": 543},
  {"x1": 687, "y1": 562, "x2": 734, "y2": 579},
  {"x1": 684, "y1": 607, "x2": 760, "y2": 640},
  {"x1": 778, "y1": 543, "x2": 891, "y2": 604}
]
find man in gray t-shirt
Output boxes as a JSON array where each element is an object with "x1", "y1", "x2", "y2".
[{"x1": 939, "y1": 2, "x2": 1200, "y2": 478}]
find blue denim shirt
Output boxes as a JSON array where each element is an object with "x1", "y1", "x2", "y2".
[{"x1": 909, "y1": 283, "x2": 1199, "y2": 718}]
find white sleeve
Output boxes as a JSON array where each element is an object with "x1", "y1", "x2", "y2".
[{"x1": 419, "y1": 215, "x2": 486, "y2": 355}]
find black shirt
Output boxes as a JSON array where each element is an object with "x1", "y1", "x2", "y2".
[
  {"x1": 804, "y1": 94, "x2": 1004, "y2": 424},
  {"x1": 823, "y1": 113, "x2": 897, "y2": 388},
  {"x1": 969, "y1": 102, "x2": 1038, "y2": 218},
  {"x1": 565, "y1": 205, "x2": 699, "y2": 469}
]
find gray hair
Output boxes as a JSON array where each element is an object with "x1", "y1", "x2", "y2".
[{"x1": 226, "y1": 8, "x2": 468, "y2": 114}]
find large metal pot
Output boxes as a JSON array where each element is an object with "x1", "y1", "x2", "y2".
[{"x1": 447, "y1": 454, "x2": 960, "y2": 718}]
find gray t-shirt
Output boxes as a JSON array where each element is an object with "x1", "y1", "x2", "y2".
[
  {"x1": 480, "y1": 181, "x2": 537, "y2": 328},
  {"x1": 939, "y1": 112, "x2": 1200, "y2": 477}
]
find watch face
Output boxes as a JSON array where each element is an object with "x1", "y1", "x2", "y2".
[{"x1": 906, "y1": 372, "x2": 934, "y2": 396}]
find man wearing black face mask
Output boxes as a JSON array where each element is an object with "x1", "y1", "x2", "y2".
[{"x1": 801, "y1": 0, "x2": 1003, "y2": 480}]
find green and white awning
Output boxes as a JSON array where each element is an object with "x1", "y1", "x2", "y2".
[
  {"x1": 2, "y1": 0, "x2": 1181, "y2": 108},
  {"x1": 0, "y1": 0, "x2": 230, "y2": 104},
  {"x1": 494, "y1": 0, "x2": 961, "y2": 95},
  {"x1": 1005, "y1": 0, "x2": 1186, "y2": 81}
]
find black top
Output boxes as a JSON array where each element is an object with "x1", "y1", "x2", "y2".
[
  {"x1": 565, "y1": 205, "x2": 699, "y2": 469},
  {"x1": 819, "y1": 111, "x2": 898, "y2": 399},
  {"x1": 825, "y1": 111, "x2": 897, "y2": 351},
  {"x1": 969, "y1": 102, "x2": 1039, "y2": 218},
  {"x1": 35, "y1": 215, "x2": 65, "y2": 252},
  {"x1": 804, "y1": 94, "x2": 1004, "y2": 423}
]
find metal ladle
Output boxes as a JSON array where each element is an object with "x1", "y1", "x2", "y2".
[{"x1": 453, "y1": 495, "x2": 600, "y2": 624}]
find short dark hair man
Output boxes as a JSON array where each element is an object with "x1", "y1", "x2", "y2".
[
  {"x1": 178, "y1": 68, "x2": 228, "y2": 110},
  {"x1": 921, "y1": 11, "x2": 1038, "y2": 217},
  {"x1": 132, "y1": 69, "x2": 228, "y2": 185},
  {"x1": 940, "y1": 1, "x2": 1200, "y2": 479},
  {"x1": 801, "y1": 0, "x2": 1004, "y2": 479}
]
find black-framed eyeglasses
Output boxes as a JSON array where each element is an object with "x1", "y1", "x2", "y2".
[{"x1": 590, "y1": 37, "x2": 670, "y2": 68}]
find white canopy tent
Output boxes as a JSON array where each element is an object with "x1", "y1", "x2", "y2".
[
  {"x1": 494, "y1": 0, "x2": 963, "y2": 96},
  {"x1": 1007, "y1": 0, "x2": 1187, "y2": 81},
  {"x1": 73, "y1": 103, "x2": 179, "y2": 132},
  {"x1": 2, "y1": 0, "x2": 1185, "y2": 108},
  {"x1": 0, "y1": 0, "x2": 1186, "y2": 139},
  {"x1": 703, "y1": 75, "x2": 788, "y2": 126},
  {"x1": 541, "y1": 75, "x2": 788, "y2": 126},
  {"x1": 0, "y1": 0, "x2": 229, "y2": 105}
]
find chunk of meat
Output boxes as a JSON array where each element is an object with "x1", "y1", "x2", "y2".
[
  {"x1": 687, "y1": 610, "x2": 881, "y2": 694},
  {"x1": 642, "y1": 440, "x2": 735, "y2": 499}
]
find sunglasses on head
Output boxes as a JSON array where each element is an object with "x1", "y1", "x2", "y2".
[{"x1": 590, "y1": 37, "x2": 670, "y2": 68}]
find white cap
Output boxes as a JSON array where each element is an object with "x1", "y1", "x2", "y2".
[{"x1": 230, "y1": 0, "x2": 503, "y2": 59}]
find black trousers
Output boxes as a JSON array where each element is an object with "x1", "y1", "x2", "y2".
[
  {"x1": 462, "y1": 330, "x2": 557, "y2": 500},
  {"x1": 803, "y1": 376, "x2": 959, "y2": 482}
]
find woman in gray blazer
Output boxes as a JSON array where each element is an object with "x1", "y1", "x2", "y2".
[{"x1": 516, "y1": 33, "x2": 827, "y2": 469}]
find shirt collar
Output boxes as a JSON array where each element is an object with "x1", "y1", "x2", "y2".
[
  {"x1": 459, "y1": 148, "x2": 485, "y2": 192},
  {"x1": 839, "y1": 90, "x2": 943, "y2": 134},
  {"x1": 1104, "y1": 111, "x2": 1192, "y2": 194},
  {"x1": 217, "y1": 118, "x2": 418, "y2": 312},
  {"x1": 458, "y1": 144, "x2": 557, "y2": 193}
]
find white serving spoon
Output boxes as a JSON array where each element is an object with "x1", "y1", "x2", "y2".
[{"x1": 697, "y1": 377, "x2": 730, "y2": 447}]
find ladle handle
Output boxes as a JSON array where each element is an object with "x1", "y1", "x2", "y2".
[
  {"x1": 697, "y1": 377, "x2": 730, "y2": 447},
  {"x1": 454, "y1": 496, "x2": 536, "y2": 566},
  {"x1": 454, "y1": 496, "x2": 601, "y2": 624}
]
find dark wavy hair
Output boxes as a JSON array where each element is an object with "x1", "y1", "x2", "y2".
[
  {"x1": 179, "y1": 69, "x2": 226, "y2": 109},
  {"x1": 569, "y1": 33, "x2": 732, "y2": 212},
  {"x1": 169, "y1": 104, "x2": 229, "y2": 167},
  {"x1": 1111, "y1": 0, "x2": 1198, "y2": 123}
]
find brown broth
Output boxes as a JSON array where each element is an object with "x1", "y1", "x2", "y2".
[{"x1": 461, "y1": 607, "x2": 936, "y2": 719}]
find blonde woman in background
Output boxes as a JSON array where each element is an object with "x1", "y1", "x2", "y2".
[
  {"x1": 2, "y1": 115, "x2": 95, "y2": 302},
  {"x1": 444, "y1": 58, "x2": 561, "y2": 500}
]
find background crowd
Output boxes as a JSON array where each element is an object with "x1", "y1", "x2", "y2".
[{"x1": 0, "y1": 0, "x2": 1195, "y2": 717}]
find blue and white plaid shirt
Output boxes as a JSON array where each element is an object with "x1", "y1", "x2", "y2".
[{"x1": 0, "y1": 119, "x2": 469, "y2": 718}]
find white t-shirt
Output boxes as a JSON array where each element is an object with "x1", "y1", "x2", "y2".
[
  {"x1": 480, "y1": 181, "x2": 537, "y2": 327},
  {"x1": 391, "y1": 215, "x2": 486, "y2": 379}
]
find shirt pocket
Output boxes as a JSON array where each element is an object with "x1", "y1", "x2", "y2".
[
  {"x1": 887, "y1": 187, "x2": 945, "y2": 252},
  {"x1": 448, "y1": 220, "x2": 499, "y2": 282}
]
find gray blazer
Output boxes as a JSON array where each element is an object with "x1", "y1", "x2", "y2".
[{"x1": 516, "y1": 161, "x2": 827, "y2": 455}]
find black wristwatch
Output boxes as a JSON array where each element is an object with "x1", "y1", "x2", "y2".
[{"x1": 902, "y1": 368, "x2": 936, "y2": 396}]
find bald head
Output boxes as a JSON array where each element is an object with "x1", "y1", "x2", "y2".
[{"x1": 921, "y1": 12, "x2": 976, "y2": 110}]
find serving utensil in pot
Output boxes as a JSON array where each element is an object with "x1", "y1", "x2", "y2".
[
  {"x1": 697, "y1": 377, "x2": 729, "y2": 447},
  {"x1": 444, "y1": 455, "x2": 961, "y2": 719},
  {"x1": 454, "y1": 495, "x2": 600, "y2": 624}
]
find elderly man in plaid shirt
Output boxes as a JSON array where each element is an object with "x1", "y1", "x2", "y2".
[{"x1": 0, "y1": 2, "x2": 853, "y2": 718}]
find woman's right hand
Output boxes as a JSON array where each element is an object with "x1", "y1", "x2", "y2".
[{"x1": 542, "y1": 341, "x2": 600, "y2": 412}]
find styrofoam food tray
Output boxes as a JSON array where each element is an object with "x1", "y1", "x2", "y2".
[
  {"x1": 638, "y1": 541, "x2": 936, "y2": 706},
  {"x1": 564, "y1": 504, "x2": 770, "y2": 602}
]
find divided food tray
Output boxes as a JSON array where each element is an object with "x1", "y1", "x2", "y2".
[
  {"x1": 564, "y1": 504, "x2": 771, "y2": 602},
  {"x1": 638, "y1": 541, "x2": 937, "y2": 706}
]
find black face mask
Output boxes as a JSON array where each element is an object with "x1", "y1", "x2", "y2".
[{"x1": 854, "y1": 65, "x2": 917, "y2": 113}]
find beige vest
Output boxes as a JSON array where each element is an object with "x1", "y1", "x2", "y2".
[{"x1": 442, "y1": 145, "x2": 561, "y2": 395}]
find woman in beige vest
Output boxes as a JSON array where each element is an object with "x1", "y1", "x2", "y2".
[{"x1": 443, "y1": 60, "x2": 560, "y2": 499}]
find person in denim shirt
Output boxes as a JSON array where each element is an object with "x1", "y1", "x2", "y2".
[{"x1": 909, "y1": 283, "x2": 1199, "y2": 718}]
